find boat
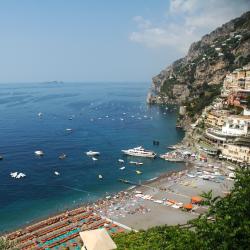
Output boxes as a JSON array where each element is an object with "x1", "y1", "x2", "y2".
[
  {"x1": 167, "y1": 145, "x2": 177, "y2": 150},
  {"x1": 86, "y1": 151, "x2": 100, "y2": 156},
  {"x1": 34, "y1": 150, "x2": 44, "y2": 156},
  {"x1": 120, "y1": 166, "x2": 125, "y2": 170},
  {"x1": 92, "y1": 157, "x2": 98, "y2": 161},
  {"x1": 54, "y1": 171, "x2": 60, "y2": 176},
  {"x1": 10, "y1": 172, "x2": 18, "y2": 178},
  {"x1": 118, "y1": 159, "x2": 125, "y2": 163},
  {"x1": 59, "y1": 153, "x2": 67, "y2": 160},
  {"x1": 160, "y1": 152, "x2": 184, "y2": 162},
  {"x1": 66, "y1": 128, "x2": 73, "y2": 132},
  {"x1": 136, "y1": 170, "x2": 142, "y2": 175},
  {"x1": 38, "y1": 112, "x2": 43, "y2": 117},
  {"x1": 122, "y1": 146, "x2": 156, "y2": 158},
  {"x1": 0, "y1": 155, "x2": 3, "y2": 160},
  {"x1": 10, "y1": 172, "x2": 25, "y2": 179},
  {"x1": 129, "y1": 161, "x2": 143, "y2": 166},
  {"x1": 16, "y1": 173, "x2": 26, "y2": 179},
  {"x1": 98, "y1": 174, "x2": 103, "y2": 179}
]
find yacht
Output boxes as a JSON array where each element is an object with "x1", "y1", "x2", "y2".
[
  {"x1": 121, "y1": 146, "x2": 156, "y2": 158},
  {"x1": 86, "y1": 151, "x2": 100, "y2": 156},
  {"x1": 98, "y1": 174, "x2": 103, "y2": 179},
  {"x1": 120, "y1": 166, "x2": 125, "y2": 170},
  {"x1": 54, "y1": 171, "x2": 60, "y2": 176}
]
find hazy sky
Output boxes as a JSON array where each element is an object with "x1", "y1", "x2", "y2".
[{"x1": 0, "y1": 0, "x2": 249, "y2": 83}]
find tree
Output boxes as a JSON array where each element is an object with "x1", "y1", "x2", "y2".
[{"x1": 0, "y1": 237, "x2": 18, "y2": 250}]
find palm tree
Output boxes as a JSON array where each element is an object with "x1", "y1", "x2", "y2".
[{"x1": 0, "y1": 236, "x2": 18, "y2": 250}]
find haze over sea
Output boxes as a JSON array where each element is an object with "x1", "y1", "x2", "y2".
[{"x1": 0, "y1": 82, "x2": 184, "y2": 232}]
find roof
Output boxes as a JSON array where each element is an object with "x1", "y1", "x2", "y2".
[{"x1": 80, "y1": 228, "x2": 117, "y2": 250}]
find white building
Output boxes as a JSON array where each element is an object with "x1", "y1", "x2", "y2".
[{"x1": 221, "y1": 116, "x2": 250, "y2": 136}]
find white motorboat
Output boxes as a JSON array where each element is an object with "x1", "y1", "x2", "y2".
[
  {"x1": 86, "y1": 151, "x2": 100, "y2": 156},
  {"x1": 16, "y1": 173, "x2": 26, "y2": 179},
  {"x1": 92, "y1": 157, "x2": 98, "y2": 161},
  {"x1": 120, "y1": 167, "x2": 125, "y2": 170},
  {"x1": 122, "y1": 146, "x2": 156, "y2": 158},
  {"x1": 118, "y1": 159, "x2": 124, "y2": 163},
  {"x1": 34, "y1": 150, "x2": 44, "y2": 156},
  {"x1": 59, "y1": 153, "x2": 67, "y2": 160},
  {"x1": 38, "y1": 112, "x2": 43, "y2": 117},
  {"x1": 54, "y1": 171, "x2": 60, "y2": 176},
  {"x1": 129, "y1": 161, "x2": 143, "y2": 165},
  {"x1": 66, "y1": 128, "x2": 73, "y2": 132},
  {"x1": 10, "y1": 172, "x2": 18, "y2": 178},
  {"x1": 98, "y1": 174, "x2": 103, "y2": 179}
]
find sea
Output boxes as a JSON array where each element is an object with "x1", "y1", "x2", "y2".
[{"x1": 0, "y1": 82, "x2": 184, "y2": 232}]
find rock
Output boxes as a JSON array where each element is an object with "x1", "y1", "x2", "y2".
[{"x1": 150, "y1": 11, "x2": 250, "y2": 105}]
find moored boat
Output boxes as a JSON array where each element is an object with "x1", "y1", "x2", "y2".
[
  {"x1": 34, "y1": 150, "x2": 44, "y2": 156},
  {"x1": 122, "y1": 146, "x2": 156, "y2": 158},
  {"x1": 86, "y1": 151, "x2": 100, "y2": 156}
]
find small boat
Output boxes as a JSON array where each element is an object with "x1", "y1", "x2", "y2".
[
  {"x1": 120, "y1": 167, "x2": 125, "y2": 170},
  {"x1": 92, "y1": 157, "x2": 98, "y2": 161},
  {"x1": 66, "y1": 128, "x2": 73, "y2": 132},
  {"x1": 38, "y1": 112, "x2": 43, "y2": 117},
  {"x1": 54, "y1": 171, "x2": 60, "y2": 176},
  {"x1": 59, "y1": 153, "x2": 67, "y2": 160},
  {"x1": 10, "y1": 172, "x2": 18, "y2": 178},
  {"x1": 0, "y1": 155, "x2": 3, "y2": 160},
  {"x1": 16, "y1": 173, "x2": 26, "y2": 179},
  {"x1": 98, "y1": 174, "x2": 103, "y2": 179},
  {"x1": 136, "y1": 170, "x2": 142, "y2": 175},
  {"x1": 118, "y1": 159, "x2": 124, "y2": 163},
  {"x1": 34, "y1": 150, "x2": 44, "y2": 156},
  {"x1": 167, "y1": 145, "x2": 176, "y2": 150},
  {"x1": 86, "y1": 151, "x2": 100, "y2": 156},
  {"x1": 129, "y1": 161, "x2": 143, "y2": 166}
]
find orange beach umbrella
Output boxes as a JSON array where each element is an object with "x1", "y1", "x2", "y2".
[
  {"x1": 191, "y1": 196, "x2": 202, "y2": 204},
  {"x1": 183, "y1": 204, "x2": 193, "y2": 210}
]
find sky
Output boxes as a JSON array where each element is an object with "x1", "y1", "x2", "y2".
[{"x1": 0, "y1": 0, "x2": 249, "y2": 83}]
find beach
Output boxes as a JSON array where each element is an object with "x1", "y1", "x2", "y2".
[{"x1": 5, "y1": 150, "x2": 235, "y2": 249}]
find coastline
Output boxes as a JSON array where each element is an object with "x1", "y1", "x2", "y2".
[{"x1": 2, "y1": 161, "x2": 188, "y2": 236}]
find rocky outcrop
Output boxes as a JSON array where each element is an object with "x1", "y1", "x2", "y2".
[{"x1": 149, "y1": 11, "x2": 250, "y2": 105}]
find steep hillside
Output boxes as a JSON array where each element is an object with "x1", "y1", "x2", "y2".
[{"x1": 148, "y1": 11, "x2": 250, "y2": 106}]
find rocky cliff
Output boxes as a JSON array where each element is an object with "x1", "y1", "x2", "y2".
[{"x1": 149, "y1": 11, "x2": 250, "y2": 105}]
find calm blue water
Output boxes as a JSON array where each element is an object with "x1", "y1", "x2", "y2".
[{"x1": 0, "y1": 82, "x2": 184, "y2": 232}]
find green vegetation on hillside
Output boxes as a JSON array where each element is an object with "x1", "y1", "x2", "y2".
[
  {"x1": 113, "y1": 168, "x2": 250, "y2": 249},
  {"x1": 184, "y1": 83, "x2": 222, "y2": 118}
]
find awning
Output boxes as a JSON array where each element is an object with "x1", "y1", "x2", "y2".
[{"x1": 80, "y1": 228, "x2": 117, "y2": 250}]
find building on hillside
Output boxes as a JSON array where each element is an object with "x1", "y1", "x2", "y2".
[
  {"x1": 222, "y1": 64, "x2": 250, "y2": 94},
  {"x1": 204, "y1": 115, "x2": 250, "y2": 145},
  {"x1": 220, "y1": 143, "x2": 250, "y2": 164},
  {"x1": 221, "y1": 115, "x2": 250, "y2": 136},
  {"x1": 204, "y1": 110, "x2": 228, "y2": 129},
  {"x1": 226, "y1": 89, "x2": 250, "y2": 107}
]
